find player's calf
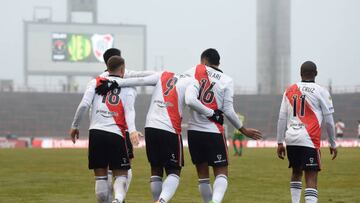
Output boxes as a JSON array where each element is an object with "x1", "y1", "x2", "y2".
[
  {"x1": 304, "y1": 170, "x2": 318, "y2": 203},
  {"x1": 157, "y1": 169, "x2": 181, "y2": 203},
  {"x1": 95, "y1": 176, "x2": 109, "y2": 203},
  {"x1": 112, "y1": 170, "x2": 128, "y2": 203},
  {"x1": 211, "y1": 166, "x2": 228, "y2": 203}
]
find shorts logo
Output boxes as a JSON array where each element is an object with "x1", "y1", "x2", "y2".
[
  {"x1": 123, "y1": 158, "x2": 127, "y2": 163},
  {"x1": 214, "y1": 154, "x2": 226, "y2": 164},
  {"x1": 170, "y1": 153, "x2": 178, "y2": 163},
  {"x1": 309, "y1": 157, "x2": 314, "y2": 164}
]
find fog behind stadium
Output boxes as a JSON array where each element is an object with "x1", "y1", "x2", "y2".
[{"x1": 0, "y1": 0, "x2": 359, "y2": 88}]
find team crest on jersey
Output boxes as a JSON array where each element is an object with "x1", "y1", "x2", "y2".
[{"x1": 91, "y1": 34, "x2": 114, "y2": 62}]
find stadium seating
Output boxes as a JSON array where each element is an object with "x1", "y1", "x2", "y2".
[{"x1": 0, "y1": 92, "x2": 359, "y2": 139}]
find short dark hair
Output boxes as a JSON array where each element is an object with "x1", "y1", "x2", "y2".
[
  {"x1": 107, "y1": 56, "x2": 125, "y2": 72},
  {"x1": 103, "y1": 48, "x2": 121, "y2": 64},
  {"x1": 301, "y1": 61, "x2": 317, "y2": 77},
  {"x1": 201, "y1": 48, "x2": 220, "y2": 66}
]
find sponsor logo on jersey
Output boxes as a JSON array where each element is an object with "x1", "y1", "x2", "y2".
[
  {"x1": 290, "y1": 123, "x2": 305, "y2": 130},
  {"x1": 96, "y1": 109, "x2": 118, "y2": 118},
  {"x1": 154, "y1": 100, "x2": 173, "y2": 108}
]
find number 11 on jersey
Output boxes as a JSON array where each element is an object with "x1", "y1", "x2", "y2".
[{"x1": 293, "y1": 94, "x2": 306, "y2": 117}]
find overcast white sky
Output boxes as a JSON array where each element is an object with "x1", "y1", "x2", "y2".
[{"x1": 0, "y1": 0, "x2": 359, "y2": 88}]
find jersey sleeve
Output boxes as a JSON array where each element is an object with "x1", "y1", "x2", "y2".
[
  {"x1": 71, "y1": 79, "x2": 96, "y2": 129},
  {"x1": 277, "y1": 92, "x2": 288, "y2": 144},
  {"x1": 114, "y1": 72, "x2": 161, "y2": 87},
  {"x1": 185, "y1": 78, "x2": 214, "y2": 117},
  {"x1": 124, "y1": 69, "x2": 157, "y2": 78},
  {"x1": 124, "y1": 88, "x2": 137, "y2": 133},
  {"x1": 222, "y1": 80, "x2": 243, "y2": 129},
  {"x1": 319, "y1": 88, "x2": 335, "y2": 116}
]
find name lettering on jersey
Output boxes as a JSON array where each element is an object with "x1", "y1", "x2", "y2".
[
  {"x1": 301, "y1": 86, "x2": 315, "y2": 94},
  {"x1": 206, "y1": 70, "x2": 222, "y2": 80}
]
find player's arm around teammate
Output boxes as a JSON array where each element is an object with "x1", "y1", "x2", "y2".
[
  {"x1": 184, "y1": 49, "x2": 262, "y2": 203},
  {"x1": 70, "y1": 56, "x2": 140, "y2": 203},
  {"x1": 276, "y1": 61, "x2": 337, "y2": 203}
]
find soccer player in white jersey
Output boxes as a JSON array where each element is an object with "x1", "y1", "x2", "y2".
[
  {"x1": 276, "y1": 61, "x2": 338, "y2": 203},
  {"x1": 101, "y1": 48, "x2": 155, "y2": 202},
  {"x1": 184, "y1": 48, "x2": 262, "y2": 203},
  {"x1": 102, "y1": 71, "x2": 224, "y2": 203},
  {"x1": 69, "y1": 56, "x2": 141, "y2": 203}
]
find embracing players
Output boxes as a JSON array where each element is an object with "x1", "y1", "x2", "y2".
[
  {"x1": 276, "y1": 61, "x2": 337, "y2": 203},
  {"x1": 100, "y1": 69, "x2": 224, "y2": 203},
  {"x1": 101, "y1": 48, "x2": 155, "y2": 202},
  {"x1": 69, "y1": 56, "x2": 141, "y2": 203},
  {"x1": 184, "y1": 48, "x2": 262, "y2": 203}
]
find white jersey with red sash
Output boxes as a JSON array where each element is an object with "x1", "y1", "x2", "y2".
[
  {"x1": 184, "y1": 64, "x2": 234, "y2": 134},
  {"x1": 145, "y1": 71, "x2": 192, "y2": 135},
  {"x1": 279, "y1": 82, "x2": 334, "y2": 149},
  {"x1": 87, "y1": 76, "x2": 137, "y2": 137}
]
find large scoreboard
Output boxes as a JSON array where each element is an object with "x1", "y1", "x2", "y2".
[{"x1": 24, "y1": 22, "x2": 146, "y2": 78}]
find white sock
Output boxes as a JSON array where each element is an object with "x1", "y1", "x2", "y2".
[
  {"x1": 125, "y1": 169, "x2": 132, "y2": 192},
  {"x1": 107, "y1": 171, "x2": 113, "y2": 203},
  {"x1": 113, "y1": 175, "x2": 127, "y2": 202},
  {"x1": 290, "y1": 181, "x2": 302, "y2": 203},
  {"x1": 158, "y1": 174, "x2": 180, "y2": 202},
  {"x1": 198, "y1": 178, "x2": 212, "y2": 203},
  {"x1": 212, "y1": 175, "x2": 228, "y2": 203},
  {"x1": 305, "y1": 188, "x2": 318, "y2": 203},
  {"x1": 95, "y1": 176, "x2": 109, "y2": 203},
  {"x1": 150, "y1": 176, "x2": 163, "y2": 201}
]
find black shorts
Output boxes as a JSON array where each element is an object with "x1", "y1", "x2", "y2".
[
  {"x1": 188, "y1": 130, "x2": 228, "y2": 167},
  {"x1": 145, "y1": 127, "x2": 184, "y2": 170},
  {"x1": 125, "y1": 132, "x2": 134, "y2": 159},
  {"x1": 88, "y1": 129, "x2": 131, "y2": 170},
  {"x1": 287, "y1": 146, "x2": 321, "y2": 171}
]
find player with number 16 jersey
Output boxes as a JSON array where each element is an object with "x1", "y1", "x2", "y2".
[
  {"x1": 184, "y1": 49, "x2": 262, "y2": 203},
  {"x1": 107, "y1": 70, "x2": 220, "y2": 203}
]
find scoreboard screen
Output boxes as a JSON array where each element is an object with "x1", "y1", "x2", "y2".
[
  {"x1": 52, "y1": 33, "x2": 114, "y2": 62},
  {"x1": 25, "y1": 22, "x2": 146, "y2": 76}
]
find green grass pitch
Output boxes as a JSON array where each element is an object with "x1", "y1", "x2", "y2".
[{"x1": 0, "y1": 148, "x2": 359, "y2": 203}]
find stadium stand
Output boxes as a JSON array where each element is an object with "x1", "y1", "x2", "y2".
[{"x1": 0, "y1": 92, "x2": 359, "y2": 139}]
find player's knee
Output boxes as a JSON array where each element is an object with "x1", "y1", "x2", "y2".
[
  {"x1": 151, "y1": 166, "x2": 164, "y2": 177},
  {"x1": 213, "y1": 166, "x2": 228, "y2": 177},
  {"x1": 165, "y1": 168, "x2": 181, "y2": 176},
  {"x1": 291, "y1": 168, "x2": 303, "y2": 180}
]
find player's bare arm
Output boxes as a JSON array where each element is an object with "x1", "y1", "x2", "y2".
[{"x1": 223, "y1": 80, "x2": 262, "y2": 140}]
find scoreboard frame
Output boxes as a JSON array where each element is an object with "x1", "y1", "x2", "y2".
[{"x1": 23, "y1": 21, "x2": 147, "y2": 85}]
